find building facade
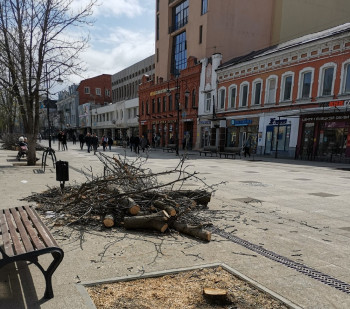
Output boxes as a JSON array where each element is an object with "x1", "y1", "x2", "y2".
[
  {"x1": 76, "y1": 74, "x2": 112, "y2": 133},
  {"x1": 139, "y1": 56, "x2": 200, "y2": 148},
  {"x1": 214, "y1": 24, "x2": 350, "y2": 162}
]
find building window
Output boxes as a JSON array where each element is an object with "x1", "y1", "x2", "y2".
[
  {"x1": 152, "y1": 99, "x2": 155, "y2": 113},
  {"x1": 319, "y1": 63, "x2": 336, "y2": 96},
  {"x1": 252, "y1": 80, "x2": 262, "y2": 105},
  {"x1": 228, "y1": 86, "x2": 237, "y2": 109},
  {"x1": 299, "y1": 69, "x2": 313, "y2": 99},
  {"x1": 239, "y1": 83, "x2": 249, "y2": 107},
  {"x1": 156, "y1": 0, "x2": 159, "y2": 12},
  {"x1": 343, "y1": 62, "x2": 350, "y2": 94},
  {"x1": 205, "y1": 92, "x2": 211, "y2": 112},
  {"x1": 157, "y1": 97, "x2": 161, "y2": 112},
  {"x1": 96, "y1": 88, "x2": 101, "y2": 96},
  {"x1": 163, "y1": 96, "x2": 167, "y2": 112},
  {"x1": 156, "y1": 14, "x2": 159, "y2": 41},
  {"x1": 265, "y1": 76, "x2": 278, "y2": 104},
  {"x1": 192, "y1": 89, "x2": 196, "y2": 107},
  {"x1": 146, "y1": 100, "x2": 149, "y2": 114},
  {"x1": 84, "y1": 87, "x2": 90, "y2": 94},
  {"x1": 218, "y1": 88, "x2": 226, "y2": 110},
  {"x1": 141, "y1": 101, "x2": 144, "y2": 115},
  {"x1": 172, "y1": 0, "x2": 189, "y2": 32},
  {"x1": 280, "y1": 73, "x2": 293, "y2": 102},
  {"x1": 168, "y1": 94, "x2": 173, "y2": 111},
  {"x1": 172, "y1": 31, "x2": 187, "y2": 76},
  {"x1": 157, "y1": 48, "x2": 159, "y2": 63},
  {"x1": 105, "y1": 89, "x2": 110, "y2": 97},
  {"x1": 185, "y1": 95, "x2": 189, "y2": 109},
  {"x1": 201, "y1": 0, "x2": 208, "y2": 15},
  {"x1": 199, "y1": 25, "x2": 203, "y2": 44}
]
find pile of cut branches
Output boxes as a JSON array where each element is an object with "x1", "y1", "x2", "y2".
[{"x1": 24, "y1": 153, "x2": 223, "y2": 241}]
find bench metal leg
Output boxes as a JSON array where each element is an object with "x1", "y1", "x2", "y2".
[{"x1": 32, "y1": 249, "x2": 64, "y2": 299}]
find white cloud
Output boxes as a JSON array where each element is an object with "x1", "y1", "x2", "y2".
[
  {"x1": 70, "y1": 0, "x2": 152, "y2": 18},
  {"x1": 70, "y1": 27, "x2": 154, "y2": 82}
]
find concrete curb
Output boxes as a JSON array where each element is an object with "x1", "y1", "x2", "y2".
[{"x1": 78, "y1": 263, "x2": 302, "y2": 309}]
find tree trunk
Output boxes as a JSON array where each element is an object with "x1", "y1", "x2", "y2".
[
  {"x1": 153, "y1": 200, "x2": 176, "y2": 216},
  {"x1": 103, "y1": 214, "x2": 115, "y2": 227},
  {"x1": 124, "y1": 210, "x2": 169, "y2": 233},
  {"x1": 203, "y1": 287, "x2": 227, "y2": 301},
  {"x1": 173, "y1": 222, "x2": 211, "y2": 241}
]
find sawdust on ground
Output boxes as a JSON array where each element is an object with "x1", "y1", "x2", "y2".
[{"x1": 87, "y1": 266, "x2": 290, "y2": 309}]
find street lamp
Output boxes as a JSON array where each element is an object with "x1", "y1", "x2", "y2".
[
  {"x1": 41, "y1": 65, "x2": 63, "y2": 171},
  {"x1": 167, "y1": 78, "x2": 190, "y2": 155}
]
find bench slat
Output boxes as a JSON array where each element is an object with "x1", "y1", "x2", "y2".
[
  {"x1": 4, "y1": 209, "x2": 26, "y2": 255},
  {"x1": 0, "y1": 210, "x2": 14, "y2": 257},
  {"x1": 11, "y1": 208, "x2": 34, "y2": 252},
  {"x1": 18, "y1": 207, "x2": 46, "y2": 250},
  {"x1": 24, "y1": 206, "x2": 58, "y2": 248}
]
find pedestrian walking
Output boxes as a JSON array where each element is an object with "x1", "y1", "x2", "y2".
[
  {"x1": 134, "y1": 136, "x2": 140, "y2": 154},
  {"x1": 62, "y1": 132, "x2": 68, "y2": 151},
  {"x1": 91, "y1": 133, "x2": 99, "y2": 155},
  {"x1": 85, "y1": 132, "x2": 92, "y2": 153},
  {"x1": 79, "y1": 133, "x2": 85, "y2": 150},
  {"x1": 140, "y1": 135, "x2": 148, "y2": 152},
  {"x1": 130, "y1": 136, "x2": 135, "y2": 152},
  {"x1": 72, "y1": 133, "x2": 77, "y2": 145},
  {"x1": 244, "y1": 135, "x2": 252, "y2": 158},
  {"x1": 107, "y1": 135, "x2": 113, "y2": 151},
  {"x1": 101, "y1": 135, "x2": 107, "y2": 151},
  {"x1": 57, "y1": 131, "x2": 63, "y2": 150}
]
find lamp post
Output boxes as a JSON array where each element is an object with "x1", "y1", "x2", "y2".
[
  {"x1": 167, "y1": 78, "x2": 189, "y2": 156},
  {"x1": 41, "y1": 64, "x2": 63, "y2": 171}
]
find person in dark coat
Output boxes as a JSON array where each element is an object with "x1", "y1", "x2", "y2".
[
  {"x1": 57, "y1": 131, "x2": 63, "y2": 151},
  {"x1": 130, "y1": 136, "x2": 135, "y2": 151},
  {"x1": 72, "y1": 133, "x2": 77, "y2": 145},
  {"x1": 134, "y1": 136, "x2": 140, "y2": 154},
  {"x1": 91, "y1": 133, "x2": 99, "y2": 155},
  {"x1": 79, "y1": 133, "x2": 85, "y2": 150},
  {"x1": 85, "y1": 132, "x2": 92, "y2": 153},
  {"x1": 107, "y1": 135, "x2": 113, "y2": 151},
  {"x1": 62, "y1": 132, "x2": 68, "y2": 151}
]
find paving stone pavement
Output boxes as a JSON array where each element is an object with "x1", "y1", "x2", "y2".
[{"x1": 1, "y1": 140, "x2": 350, "y2": 308}]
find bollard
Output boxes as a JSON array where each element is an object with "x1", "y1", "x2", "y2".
[{"x1": 56, "y1": 160, "x2": 69, "y2": 190}]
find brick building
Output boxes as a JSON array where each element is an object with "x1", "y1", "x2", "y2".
[
  {"x1": 214, "y1": 24, "x2": 350, "y2": 162},
  {"x1": 76, "y1": 74, "x2": 112, "y2": 132}
]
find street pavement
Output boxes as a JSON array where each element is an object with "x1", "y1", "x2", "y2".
[{"x1": 1, "y1": 140, "x2": 350, "y2": 308}]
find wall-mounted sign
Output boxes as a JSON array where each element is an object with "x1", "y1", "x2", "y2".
[
  {"x1": 231, "y1": 119, "x2": 252, "y2": 126},
  {"x1": 269, "y1": 118, "x2": 287, "y2": 125}
]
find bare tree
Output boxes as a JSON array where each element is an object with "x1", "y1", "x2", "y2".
[{"x1": 0, "y1": 0, "x2": 96, "y2": 165}]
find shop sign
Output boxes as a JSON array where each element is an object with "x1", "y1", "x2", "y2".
[
  {"x1": 319, "y1": 100, "x2": 350, "y2": 107},
  {"x1": 269, "y1": 118, "x2": 287, "y2": 125},
  {"x1": 231, "y1": 119, "x2": 252, "y2": 126},
  {"x1": 141, "y1": 121, "x2": 147, "y2": 125},
  {"x1": 302, "y1": 114, "x2": 350, "y2": 122},
  {"x1": 199, "y1": 120, "x2": 211, "y2": 125}
]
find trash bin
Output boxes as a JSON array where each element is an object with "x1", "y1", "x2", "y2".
[{"x1": 56, "y1": 160, "x2": 69, "y2": 182}]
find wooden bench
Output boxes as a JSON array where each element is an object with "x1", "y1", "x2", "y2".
[
  {"x1": 0, "y1": 205, "x2": 64, "y2": 299},
  {"x1": 199, "y1": 146, "x2": 218, "y2": 157},
  {"x1": 163, "y1": 143, "x2": 176, "y2": 152},
  {"x1": 219, "y1": 147, "x2": 242, "y2": 159}
]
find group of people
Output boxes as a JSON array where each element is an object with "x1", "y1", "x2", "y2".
[
  {"x1": 128, "y1": 135, "x2": 149, "y2": 154},
  {"x1": 78, "y1": 132, "x2": 114, "y2": 155},
  {"x1": 57, "y1": 131, "x2": 68, "y2": 151}
]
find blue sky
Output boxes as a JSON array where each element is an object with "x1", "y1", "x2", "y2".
[{"x1": 68, "y1": 0, "x2": 155, "y2": 84}]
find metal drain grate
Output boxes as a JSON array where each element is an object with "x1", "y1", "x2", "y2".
[
  {"x1": 33, "y1": 169, "x2": 44, "y2": 174},
  {"x1": 209, "y1": 226, "x2": 350, "y2": 294}
]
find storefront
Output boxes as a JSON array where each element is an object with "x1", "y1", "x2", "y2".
[
  {"x1": 299, "y1": 111, "x2": 350, "y2": 161},
  {"x1": 199, "y1": 120, "x2": 211, "y2": 148},
  {"x1": 226, "y1": 118, "x2": 259, "y2": 152}
]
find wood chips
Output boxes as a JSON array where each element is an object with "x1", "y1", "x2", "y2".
[{"x1": 87, "y1": 266, "x2": 290, "y2": 309}]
